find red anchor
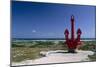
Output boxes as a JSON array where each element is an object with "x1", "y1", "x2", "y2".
[{"x1": 64, "y1": 15, "x2": 82, "y2": 53}]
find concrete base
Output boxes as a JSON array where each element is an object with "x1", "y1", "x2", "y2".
[{"x1": 68, "y1": 49, "x2": 76, "y2": 53}]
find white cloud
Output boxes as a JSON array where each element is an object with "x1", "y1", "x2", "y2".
[{"x1": 32, "y1": 30, "x2": 36, "y2": 33}]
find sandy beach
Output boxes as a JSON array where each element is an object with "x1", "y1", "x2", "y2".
[{"x1": 12, "y1": 50, "x2": 94, "y2": 66}]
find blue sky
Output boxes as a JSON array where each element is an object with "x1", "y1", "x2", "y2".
[{"x1": 12, "y1": 1, "x2": 96, "y2": 38}]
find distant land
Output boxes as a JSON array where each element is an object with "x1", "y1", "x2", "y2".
[{"x1": 12, "y1": 38, "x2": 96, "y2": 40}]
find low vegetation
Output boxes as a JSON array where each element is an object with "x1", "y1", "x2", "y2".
[{"x1": 11, "y1": 40, "x2": 96, "y2": 62}]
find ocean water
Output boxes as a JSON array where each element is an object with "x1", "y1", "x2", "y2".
[{"x1": 12, "y1": 38, "x2": 96, "y2": 42}]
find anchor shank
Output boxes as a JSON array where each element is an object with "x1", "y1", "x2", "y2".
[{"x1": 71, "y1": 15, "x2": 75, "y2": 41}]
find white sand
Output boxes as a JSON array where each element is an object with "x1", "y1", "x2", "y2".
[{"x1": 12, "y1": 50, "x2": 94, "y2": 66}]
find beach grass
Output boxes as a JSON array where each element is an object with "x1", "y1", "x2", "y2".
[{"x1": 11, "y1": 40, "x2": 96, "y2": 62}]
